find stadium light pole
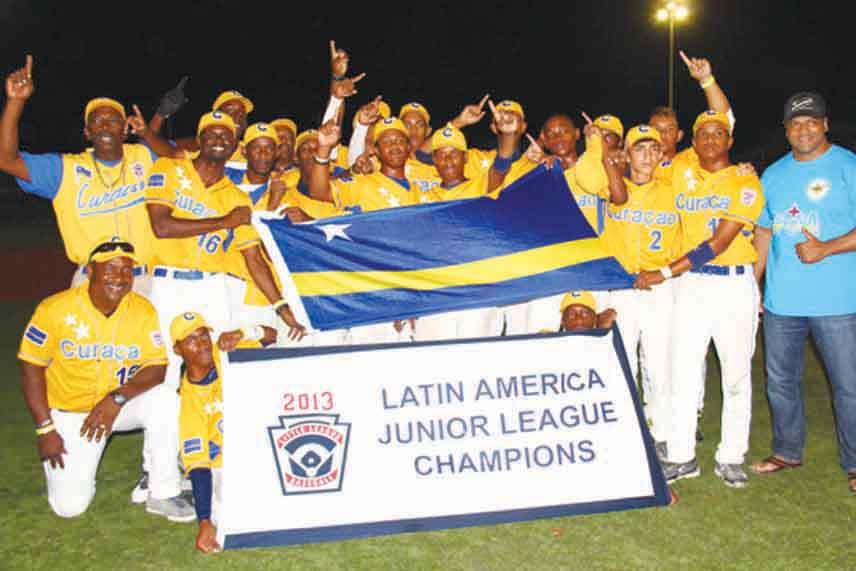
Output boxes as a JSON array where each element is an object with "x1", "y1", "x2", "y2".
[{"x1": 656, "y1": 2, "x2": 690, "y2": 110}]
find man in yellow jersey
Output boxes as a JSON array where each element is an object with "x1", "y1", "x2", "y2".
[
  {"x1": 0, "y1": 55, "x2": 179, "y2": 296},
  {"x1": 398, "y1": 102, "x2": 442, "y2": 197},
  {"x1": 171, "y1": 312, "x2": 276, "y2": 553},
  {"x1": 145, "y1": 111, "x2": 305, "y2": 388},
  {"x1": 535, "y1": 113, "x2": 627, "y2": 235},
  {"x1": 558, "y1": 291, "x2": 617, "y2": 332},
  {"x1": 411, "y1": 111, "x2": 522, "y2": 342},
  {"x1": 603, "y1": 126, "x2": 680, "y2": 459},
  {"x1": 635, "y1": 110, "x2": 764, "y2": 488},
  {"x1": 267, "y1": 118, "x2": 300, "y2": 208},
  {"x1": 18, "y1": 238, "x2": 193, "y2": 521}
]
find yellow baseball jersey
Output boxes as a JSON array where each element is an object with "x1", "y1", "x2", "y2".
[
  {"x1": 466, "y1": 148, "x2": 536, "y2": 184},
  {"x1": 427, "y1": 170, "x2": 493, "y2": 203},
  {"x1": 331, "y1": 171, "x2": 420, "y2": 213},
  {"x1": 655, "y1": 147, "x2": 698, "y2": 188},
  {"x1": 145, "y1": 158, "x2": 260, "y2": 271},
  {"x1": 179, "y1": 340, "x2": 263, "y2": 474},
  {"x1": 405, "y1": 158, "x2": 442, "y2": 203},
  {"x1": 18, "y1": 285, "x2": 167, "y2": 413},
  {"x1": 672, "y1": 164, "x2": 764, "y2": 265},
  {"x1": 16, "y1": 145, "x2": 157, "y2": 265},
  {"x1": 564, "y1": 139, "x2": 611, "y2": 233},
  {"x1": 273, "y1": 168, "x2": 347, "y2": 220},
  {"x1": 603, "y1": 178, "x2": 681, "y2": 272},
  {"x1": 333, "y1": 144, "x2": 350, "y2": 171}
]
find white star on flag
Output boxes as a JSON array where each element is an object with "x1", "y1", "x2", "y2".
[
  {"x1": 73, "y1": 322, "x2": 90, "y2": 341},
  {"x1": 64, "y1": 313, "x2": 77, "y2": 327},
  {"x1": 318, "y1": 224, "x2": 353, "y2": 242}
]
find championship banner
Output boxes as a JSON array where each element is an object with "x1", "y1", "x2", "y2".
[
  {"x1": 217, "y1": 326, "x2": 670, "y2": 549},
  {"x1": 255, "y1": 166, "x2": 633, "y2": 331}
]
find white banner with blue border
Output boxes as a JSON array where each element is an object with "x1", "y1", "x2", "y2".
[{"x1": 217, "y1": 326, "x2": 670, "y2": 549}]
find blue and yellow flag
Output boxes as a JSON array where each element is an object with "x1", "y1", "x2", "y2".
[{"x1": 257, "y1": 166, "x2": 632, "y2": 330}]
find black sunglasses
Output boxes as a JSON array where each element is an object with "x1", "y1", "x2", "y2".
[{"x1": 88, "y1": 241, "x2": 135, "y2": 262}]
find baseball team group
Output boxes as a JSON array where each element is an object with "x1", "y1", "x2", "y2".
[{"x1": 4, "y1": 41, "x2": 855, "y2": 553}]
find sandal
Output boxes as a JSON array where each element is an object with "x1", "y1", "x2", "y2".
[
  {"x1": 750, "y1": 455, "x2": 802, "y2": 475},
  {"x1": 848, "y1": 472, "x2": 856, "y2": 494}
]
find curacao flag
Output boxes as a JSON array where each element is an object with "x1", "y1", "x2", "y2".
[{"x1": 255, "y1": 165, "x2": 632, "y2": 331}]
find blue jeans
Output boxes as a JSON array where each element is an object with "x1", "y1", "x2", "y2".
[{"x1": 763, "y1": 311, "x2": 856, "y2": 473}]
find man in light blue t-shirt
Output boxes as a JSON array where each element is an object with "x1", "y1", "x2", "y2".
[{"x1": 752, "y1": 92, "x2": 856, "y2": 493}]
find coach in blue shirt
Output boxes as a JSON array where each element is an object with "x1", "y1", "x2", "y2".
[{"x1": 752, "y1": 92, "x2": 856, "y2": 493}]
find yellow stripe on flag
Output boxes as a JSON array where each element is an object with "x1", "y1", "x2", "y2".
[{"x1": 292, "y1": 238, "x2": 608, "y2": 296}]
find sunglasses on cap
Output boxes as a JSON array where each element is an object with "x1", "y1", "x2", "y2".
[{"x1": 88, "y1": 241, "x2": 135, "y2": 261}]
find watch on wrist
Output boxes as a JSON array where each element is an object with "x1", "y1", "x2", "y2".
[{"x1": 110, "y1": 391, "x2": 128, "y2": 407}]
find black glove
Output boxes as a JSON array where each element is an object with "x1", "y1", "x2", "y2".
[{"x1": 156, "y1": 76, "x2": 189, "y2": 118}]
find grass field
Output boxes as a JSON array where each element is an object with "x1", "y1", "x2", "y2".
[{"x1": 0, "y1": 211, "x2": 854, "y2": 569}]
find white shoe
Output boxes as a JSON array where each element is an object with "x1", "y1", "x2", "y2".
[
  {"x1": 146, "y1": 495, "x2": 196, "y2": 523},
  {"x1": 130, "y1": 472, "x2": 149, "y2": 504}
]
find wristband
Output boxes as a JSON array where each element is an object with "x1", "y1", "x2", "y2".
[
  {"x1": 241, "y1": 325, "x2": 265, "y2": 342},
  {"x1": 313, "y1": 154, "x2": 331, "y2": 165},
  {"x1": 700, "y1": 76, "x2": 716, "y2": 89},
  {"x1": 659, "y1": 266, "x2": 674, "y2": 280},
  {"x1": 686, "y1": 242, "x2": 716, "y2": 269},
  {"x1": 332, "y1": 75, "x2": 345, "y2": 81},
  {"x1": 36, "y1": 422, "x2": 56, "y2": 436},
  {"x1": 273, "y1": 299, "x2": 289, "y2": 312},
  {"x1": 493, "y1": 155, "x2": 513, "y2": 173}
]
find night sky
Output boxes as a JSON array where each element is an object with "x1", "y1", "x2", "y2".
[{"x1": 1, "y1": 0, "x2": 854, "y2": 168}]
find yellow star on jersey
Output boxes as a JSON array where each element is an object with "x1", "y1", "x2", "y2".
[
  {"x1": 64, "y1": 313, "x2": 77, "y2": 327},
  {"x1": 73, "y1": 321, "x2": 90, "y2": 341}
]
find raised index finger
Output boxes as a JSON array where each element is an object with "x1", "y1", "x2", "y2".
[
  {"x1": 526, "y1": 133, "x2": 542, "y2": 151},
  {"x1": 678, "y1": 50, "x2": 692, "y2": 67},
  {"x1": 25, "y1": 54, "x2": 33, "y2": 77},
  {"x1": 477, "y1": 93, "x2": 490, "y2": 110},
  {"x1": 132, "y1": 104, "x2": 144, "y2": 118},
  {"x1": 329, "y1": 40, "x2": 337, "y2": 59},
  {"x1": 352, "y1": 72, "x2": 367, "y2": 84},
  {"x1": 176, "y1": 76, "x2": 189, "y2": 90},
  {"x1": 581, "y1": 111, "x2": 593, "y2": 125},
  {"x1": 487, "y1": 99, "x2": 498, "y2": 117}
]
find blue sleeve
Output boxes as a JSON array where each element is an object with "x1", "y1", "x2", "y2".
[
  {"x1": 189, "y1": 468, "x2": 213, "y2": 521},
  {"x1": 415, "y1": 149, "x2": 434, "y2": 165},
  {"x1": 16, "y1": 152, "x2": 63, "y2": 200},
  {"x1": 757, "y1": 171, "x2": 773, "y2": 228}
]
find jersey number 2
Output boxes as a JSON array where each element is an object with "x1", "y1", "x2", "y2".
[{"x1": 648, "y1": 230, "x2": 663, "y2": 251}]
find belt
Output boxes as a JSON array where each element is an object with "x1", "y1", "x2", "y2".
[
  {"x1": 82, "y1": 265, "x2": 146, "y2": 277},
  {"x1": 689, "y1": 264, "x2": 748, "y2": 276},
  {"x1": 152, "y1": 267, "x2": 220, "y2": 280}
]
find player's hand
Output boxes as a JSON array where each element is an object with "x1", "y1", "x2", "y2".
[
  {"x1": 351, "y1": 152, "x2": 375, "y2": 175},
  {"x1": 317, "y1": 119, "x2": 341, "y2": 152},
  {"x1": 6, "y1": 54, "x2": 34, "y2": 101},
  {"x1": 38, "y1": 430, "x2": 67, "y2": 469},
  {"x1": 217, "y1": 329, "x2": 244, "y2": 352},
  {"x1": 634, "y1": 270, "x2": 665, "y2": 290},
  {"x1": 453, "y1": 94, "x2": 490, "y2": 129},
  {"x1": 196, "y1": 520, "x2": 222, "y2": 554},
  {"x1": 679, "y1": 50, "x2": 713, "y2": 82},
  {"x1": 156, "y1": 76, "x2": 189, "y2": 118},
  {"x1": 581, "y1": 112, "x2": 602, "y2": 141},
  {"x1": 795, "y1": 228, "x2": 828, "y2": 264},
  {"x1": 330, "y1": 73, "x2": 366, "y2": 99},
  {"x1": 223, "y1": 206, "x2": 252, "y2": 229},
  {"x1": 604, "y1": 148, "x2": 627, "y2": 172},
  {"x1": 126, "y1": 105, "x2": 149, "y2": 137},
  {"x1": 524, "y1": 134, "x2": 557, "y2": 170},
  {"x1": 489, "y1": 99, "x2": 521, "y2": 136},
  {"x1": 280, "y1": 206, "x2": 313, "y2": 223},
  {"x1": 80, "y1": 396, "x2": 121, "y2": 443},
  {"x1": 330, "y1": 40, "x2": 349, "y2": 78},
  {"x1": 276, "y1": 305, "x2": 307, "y2": 341},
  {"x1": 357, "y1": 95, "x2": 383, "y2": 126},
  {"x1": 596, "y1": 308, "x2": 618, "y2": 329},
  {"x1": 736, "y1": 162, "x2": 757, "y2": 177}
]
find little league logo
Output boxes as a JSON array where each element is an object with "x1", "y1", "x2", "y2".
[{"x1": 268, "y1": 414, "x2": 351, "y2": 495}]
